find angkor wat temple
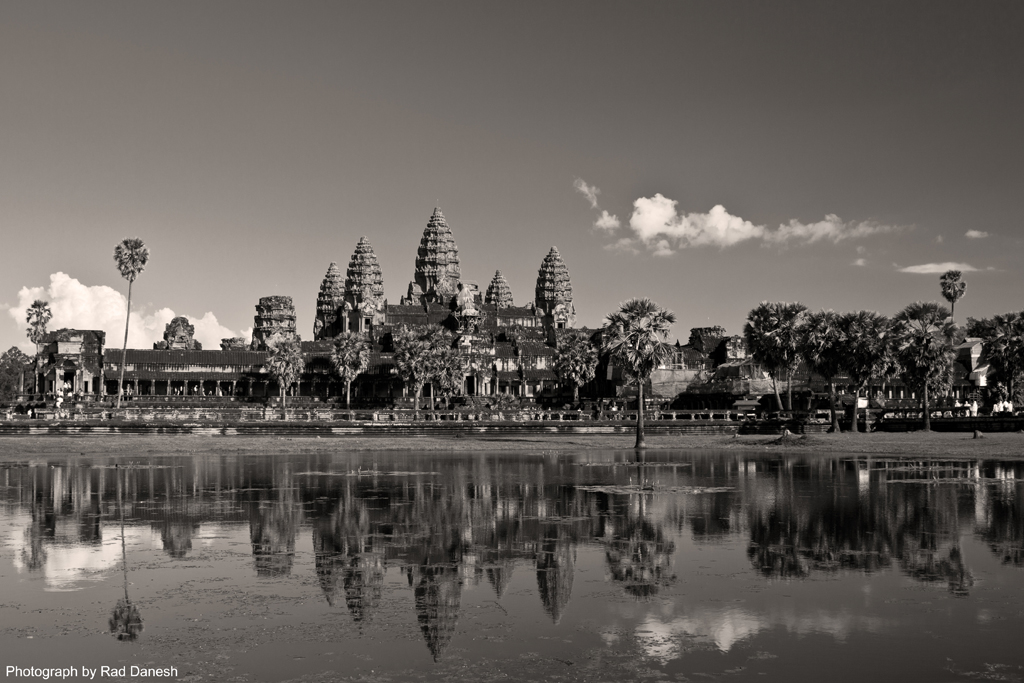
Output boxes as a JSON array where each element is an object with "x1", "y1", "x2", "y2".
[{"x1": 31, "y1": 208, "x2": 584, "y2": 403}]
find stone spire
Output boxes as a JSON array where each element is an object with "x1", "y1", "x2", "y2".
[
  {"x1": 535, "y1": 247, "x2": 575, "y2": 329},
  {"x1": 485, "y1": 270, "x2": 514, "y2": 308},
  {"x1": 344, "y1": 237, "x2": 385, "y2": 309},
  {"x1": 313, "y1": 262, "x2": 345, "y2": 340},
  {"x1": 407, "y1": 207, "x2": 461, "y2": 304}
]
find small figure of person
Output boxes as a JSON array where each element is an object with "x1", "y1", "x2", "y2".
[{"x1": 970, "y1": 400, "x2": 979, "y2": 417}]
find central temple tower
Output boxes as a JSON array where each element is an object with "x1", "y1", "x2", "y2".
[{"x1": 401, "y1": 208, "x2": 461, "y2": 305}]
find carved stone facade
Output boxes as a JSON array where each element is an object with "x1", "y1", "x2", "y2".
[
  {"x1": 251, "y1": 296, "x2": 298, "y2": 350},
  {"x1": 155, "y1": 316, "x2": 202, "y2": 350},
  {"x1": 402, "y1": 208, "x2": 461, "y2": 306},
  {"x1": 485, "y1": 270, "x2": 514, "y2": 308},
  {"x1": 534, "y1": 247, "x2": 575, "y2": 330},
  {"x1": 313, "y1": 262, "x2": 345, "y2": 341}
]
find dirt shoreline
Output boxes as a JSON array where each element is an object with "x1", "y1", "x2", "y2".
[{"x1": 0, "y1": 430, "x2": 1022, "y2": 459}]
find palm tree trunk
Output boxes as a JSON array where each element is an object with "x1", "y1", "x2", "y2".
[
  {"x1": 922, "y1": 383, "x2": 930, "y2": 431},
  {"x1": 828, "y1": 381, "x2": 841, "y2": 433},
  {"x1": 635, "y1": 382, "x2": 646, "y2": 449},
  {"x1": 786, "y1": 367, "x2": 793, "y2": 412},
  {"x1": 116, "y1": 279, "x2": 133, "y2": 409},
  {"x1": 573, "y1": 384, "x2": 579, "y2": 404},
  {"x1": 346, "y1": 380, "x2": 351, "y2": 410},
  {"x1": 850, "y1": 386, "x2": 861, "y2": 434},
  {"x1": 414, "y1": 383, "x2": 421, "y2": 420},
  {"x1": 772, "y1": 376, "x2": 783, "y2": 412}
]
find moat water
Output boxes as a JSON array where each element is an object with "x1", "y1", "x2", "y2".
[{"x1": 1, "y1": 449, "x2": 1022, "y2": 682}]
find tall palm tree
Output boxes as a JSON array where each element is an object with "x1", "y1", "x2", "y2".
[
  {"x1": 331, "y1": 332, "x2": 371, "y2": 411},
  {"x1": 939, "y1": 270, "x2": 967, "y2": 321},
  {"x1": 840, "y1": 311, "x2": 892, "y2": 433},
  {"x1": 392, "y1": 325, "x2": 430, "y2": 418},
  {"x1": 113, "y1": 238, "x2": 150, "y2": 408},
  {"x1": 264, "y1": 340, "x2": 305, "y2": 416},
  {"x1": 554, "y1": 330, "x2": 599, "y2": 404},
  {"x1": 25, "y1": 300, "x2": 52, "y2": 345},
  {"x1": 602, "y1": 298, "x2": 676, "y2": 449},
  {"x1": 744, "y1": 301, "x2": 808, "y2": 411},
  {"x1": 798, "y1": 310, "x2": 846, "y2": 433},
  {"x1": 424, "y1": 330, "x2": 466, "y2": 410},
  {"x1": 893, "y1": 302, "x2": 958, "y2": 431}
]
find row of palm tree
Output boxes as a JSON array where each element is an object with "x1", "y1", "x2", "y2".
[{"x1": 742, "y1": 298, "x2": 1018, "y2": 432}]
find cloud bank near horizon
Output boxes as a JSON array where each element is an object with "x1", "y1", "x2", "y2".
[
  {"x1": 574, "y1": 184, "x2": 904, "y2": 256},
  {"x1": 7, "y1": 272, "x2": 246, "y2": 353}
]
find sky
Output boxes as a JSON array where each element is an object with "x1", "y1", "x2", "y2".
[{"x1": 1, "y1": 0, "x2": 1022, "y2": 353}]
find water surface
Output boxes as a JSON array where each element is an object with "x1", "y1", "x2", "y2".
[{"x1": 1, "y1": 449, "x2": 1022, "y2": 682}]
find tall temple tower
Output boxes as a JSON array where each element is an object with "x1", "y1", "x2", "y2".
[
  {"x1": 535, "y1": 247, "x2": 575, "y2": 330},
  {"x1": 342, "y1": 237, "x2": 385, "y2": 335},
  {"x1": 313, "y1": 262, "x2": 344, "y2": 340},
  {"x1": 402, "y1": 208, "x2": 461, "y2": 305}
]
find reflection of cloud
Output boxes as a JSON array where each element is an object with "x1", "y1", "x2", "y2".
[
  {"x1": 633, "y1": 606, "x2": 889, "y2": 662},
  {"x1": 964, "y1": 230, "x2": 988, "y2": 239},
  {"x1": 12, "y1": 524, "x2": 153, "y2": 591}
]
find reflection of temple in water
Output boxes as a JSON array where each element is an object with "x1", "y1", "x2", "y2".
[{"x1": 4, "y1": 454, "x2": 1024, "y2": 657}]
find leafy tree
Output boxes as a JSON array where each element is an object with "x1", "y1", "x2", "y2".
[
  {"x1": 26, "y1": 300, "x2": 52, "y2": 345},
  {"x1": 840, "y1": 311, "x2": 893, "y2": 433},
  {"x1": 554, "y1": 330, "x2": 598, "y2": 403},
  {"x1": 113, "y1": 238, "x2": 150, "y2": 409},
  {"x1": 264, "y1": 339, "x2": 305, "y2": 413},
  {"x1": 331, "y1": 332, "x2": 371, "y2": 410},
  {"x1": 744, "y1": 302, "x2": 808, "y2": 411},
  {"x1": 392, "y1": 325, "x2": 431, "y2": 418},
  {"x1": 893, "y1": 302, "x2": 958, "y2": 431},
  {"x1": 1, "y1": 347, "x2": 32, "y2": 401},
  {"x1": 939, "y1": 270, "x2": 967, "y2": 320},
  {"x1": 423, "y1": 328, "x2": 466, "y2": 410},
  {"x1": 602, "y1": 298, "x2": 677, "y2": 449},
  {"x1": 968, "y1": 312, "x2": 1024, "y2": 404},
  {"x1": 798, "y1": 310, "x2": 846, "y2": 433}
]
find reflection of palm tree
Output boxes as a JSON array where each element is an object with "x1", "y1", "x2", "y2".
[
  {"x1": 603, "y1": 490, "x2": 675, "y2": 599},
  {"x1": 110, "y1": 465, "x2": 143, "y2": 641},
  {"x1": 536, "y1": 530, "x2": 575, "y2": 623},
  {"x1": 414, "y1": 564, "x2": 462, "y2": 662}
]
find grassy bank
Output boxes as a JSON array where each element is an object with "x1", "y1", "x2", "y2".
[{"x1": 0, "y1": 430, "x2": 1022, "y2": 459}]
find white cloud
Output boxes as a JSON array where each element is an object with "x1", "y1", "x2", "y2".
[
  {"x1": 898, "y1": 262, "x2": 980, "y2": 274},
  {"x1": 7, "y1": 272, "x2": 245, "y2": 353},
  {"x1": 856, "y1": 245, "x2": 867, "y2": 254},
  {"x1": 594, "y1": 209, "x2": 620, "y2": 232},
  {"x1": 965, "y1": 230, "x2": 989, "y2": 239},
  {"x1": 604, "y1": 238, "x2": 639, "y2": 254},
  {"x1": 935, "y1": 235, "x2": 944, "y2": 243},
  {"x1": 852, "y1": 258, "x2": 867, "y2": 267},
  {"x1": 573, "y1": 178, "x2": 600, "y2": 209},
  {"x1": 765, "y1": 214, "x2": 898, "y2": 244},
  {"x1": 629, "y1": 195, "x2": 765, "y2": 250},
  {"x1": 623, "y1": 194, "x2": 901, "y2": 254}
]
